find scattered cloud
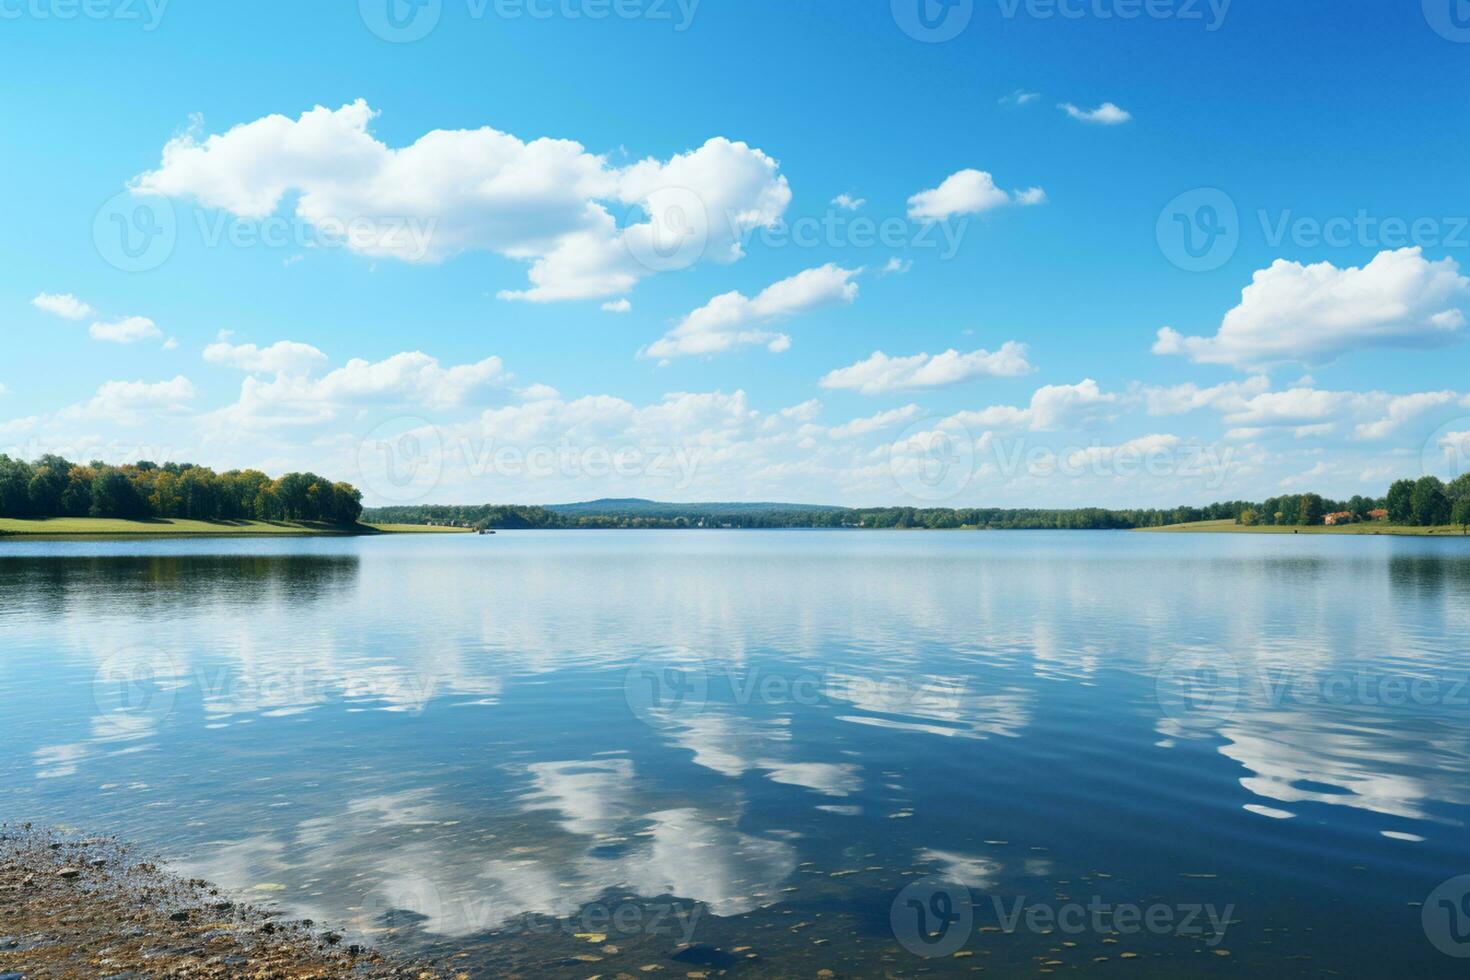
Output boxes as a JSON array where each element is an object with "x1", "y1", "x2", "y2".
[
  {"x1": 1140, "y1": 376, "x2": 1271, "y2": 416},
  {"x1": 132, "y1": 100, "x2": 792, "y2": 303},
  {"x1": 204, "y1": 340, "x2": 329, "y2": 376},
  {"x1": 1064, "y1": 434, "x2": 1183, "y2": 469},
  {"x1": 828, "y1": 405, "x2": 923, "y2": 439},
  {"x1": 32, "y1": 292, "x2": 95, "y2": 320},
  {"x1": 1059, "y1": 102, "x2": 1132, "y2": 125},
  {"x1": 1000, "y1": 89, "x2": 1041, "y2": 107},
  {"x1": 1353, "y1": 391, "x2": 1460, "y2": 440},
  {"x1": 640, "y1": 264, "x2": 860, "y2": 360},
  {"x1": 831, "y1": 194, "x2": 865, "y2": 211},
  {"x1": 63, "y1": 376, "x2": 197, "y2": 423},
  {"x1": 880, "y1": 257, "x2": 913, "y2": 276},
  {"x1": 907, "y1": 169, "x2": 1046, "y2": 221},
  {"x1": 1153, "y1": 248, "x2": 1468, "y2": 369},
  {"x1": 951, "y1": 379, "x2": 1121, "y2": 432},
  {"x1": 601, "y1": 299, "x2": 632, "y2": 314},
  {"x1": 90, "y1": 316, "x2": 164, "y2": 344},
  {"x1": 1165, "y1": 382, "x2": 1470, "y2": 442},
  {"x1": 209, "y1": 349, "x2": 514, "y2": 429},
  {"x1": 820, "y1": 342, "x2": 1034, "y2": 395}
]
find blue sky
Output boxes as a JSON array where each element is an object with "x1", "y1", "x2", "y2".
[{"x1": 4, "y1": 0, "x2": 1470, "y2": 506}]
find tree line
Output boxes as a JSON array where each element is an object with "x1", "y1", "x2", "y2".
[
  {"x1": 0, "y1": 455, "x2": 364, "y2": 525},
  {"x1": 1238, "y1": 475, "x2": 1470, "y2": 530},
  {"x1": 364, "y1": 476, "x2": 1470, "y2": 533},
  {"x1": 361, "y1": 500, "x2": 1277, "y2": 531}
]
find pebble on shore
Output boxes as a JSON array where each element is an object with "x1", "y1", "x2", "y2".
[{"x1": 0, "y1": 824, "x2": 461, "y2": 979}]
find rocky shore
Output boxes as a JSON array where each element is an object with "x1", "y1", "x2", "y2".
[{"x1": 0, "y1": 825, "x2": 460, "y2": 979}]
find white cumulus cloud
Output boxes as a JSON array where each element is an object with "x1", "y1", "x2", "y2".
[
  {"x1": 32, "y1": 292, "x2": 95, "y2": 320},
  {"x1": 828, "y1": 405, "x2": 923, "y2": 439},
  {"x1": 951, "y1": 379, "x2": 1120, "y2": 432},
  {"x1": 63, "y1": 376, "x2": 197, "y2": 423},
  {"x1": 641, "y1": 264, "x2": 860, "y2": 360},
  {"x1": 204, "y1": 340, "x2": 329, "y2": 376},
  {"x1": 90, "y1": 316, "x2": 163, "y2": 344},
  {"x1": 907, "y1": 169, "x2": 1046, "y2": 221},
  {"x1": 131, "y1": 100, "x2": 792, "y2": 304},
  {"x1": 820, "y1": 343, "x2": 1034, "y2": 395},
  {"x1": 1154, "y1": 248, "x2": 1468, "y2": 369},
  {"x1": 1059, "y1": 102, "x2": 1132, "y2": 125}
]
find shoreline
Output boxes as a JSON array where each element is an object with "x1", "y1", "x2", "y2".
[
  {"x1": 0, "y1": 824, "x2": 456, "y2": 978},
  {"x1": 1138, "y1": 519, "x2": 1468, "y2": 537},
  {"x1": 0, "y1": 518, "x2": 474, "y2": 540}
]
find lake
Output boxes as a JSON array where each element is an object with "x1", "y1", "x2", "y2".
[{"x1": 2, "y1": 530, "x2": 1469, "y2": 976}]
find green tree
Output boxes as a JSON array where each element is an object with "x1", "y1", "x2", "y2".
[
  {"x1": 1386, "y1": 479, "x2": 1415, "y2": 524},
  {"x1": 1454, "y1": 497, "x2": 1470, "y2": 535},
  {"x1": 1298, "y1": 493, "x2": 1326, "y2": 526},
  {"x1": 1411, "y1": 476, "x2": 1451, "y2": 527},
  {"x1": 89, "y1": 468, "x2": 146, "y2": 519}
]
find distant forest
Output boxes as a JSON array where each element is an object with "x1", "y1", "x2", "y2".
[
  {"x1": 365, "y1": 476, "x2": 1470, "y2": 532},
  {"x1": 0, "y1": 455, "x2": 364, "y2": 525}
]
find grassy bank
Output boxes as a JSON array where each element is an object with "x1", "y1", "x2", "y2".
[
  {"x1": 1141, "y1": 519, "x2": 1469, "y2": 537},
  {"x1": 0, "y1": 517, "x2": 473, "y2": 538}
]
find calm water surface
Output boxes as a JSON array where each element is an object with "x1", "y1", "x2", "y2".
[{"x1": 3, "y1": 530, "x2": 1470, "y2": 976}]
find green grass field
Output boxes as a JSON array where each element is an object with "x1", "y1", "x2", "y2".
[
  {"x1": 1141, "y1": 519, "x2": 1469, "y2": 537},
  {"x1": 0, "y1": 518, "x2": 474, "y2": 538}
]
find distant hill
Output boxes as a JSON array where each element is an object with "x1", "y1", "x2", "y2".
[{"x1": 545, "y1": 498, "x2": 842, "y2": 519}]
